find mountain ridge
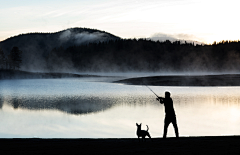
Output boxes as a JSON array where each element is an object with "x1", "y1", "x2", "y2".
[
  {"x1": 0, "y1": 27, "x2": 120, "y2": 71},
  {"x1": 1, "y1": 28, "x2": 240, "y2": 73},
  {"x1": 0, "y1": 27, "x2": 120, "y2": 43}
]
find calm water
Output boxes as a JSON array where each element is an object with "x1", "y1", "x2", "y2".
[{"x1": 0, "y1": 78, "x2": 240, "y2": 138}]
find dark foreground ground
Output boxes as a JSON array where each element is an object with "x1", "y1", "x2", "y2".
[{"x1": 1, "y1": 136, "x2": 240, "y2": 155}]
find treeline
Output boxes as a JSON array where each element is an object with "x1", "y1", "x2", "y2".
[
  {"x1": 1, "y1": 27, "x2": 118, "y2": 43},
  {"x1": 45, "y1": 39, "x2": 240, "y2": 72},
  {"x1": 0, "y1": 47, "x2": 22, "y2": 70}
]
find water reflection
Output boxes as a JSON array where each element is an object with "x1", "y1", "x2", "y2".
[
  {"x1": 0, "y1": 94, "x2": 154, "y2": 115},
  {"x1": 0, "y1": 96, "x2": 3, "y2": 109},
  {"x1": 1, "y1": 96, "x2": 113, "y2": 114},
  {"x1": 1, "y1": 88, "x2": 240, "y2": 115},
  {"x1": 1, "y1": 79, "x2": 240, "y2": 138}
]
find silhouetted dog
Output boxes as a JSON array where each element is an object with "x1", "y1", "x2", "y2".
[{"x1": 136, "y1": 123, "x2": 152, "y2": 142}]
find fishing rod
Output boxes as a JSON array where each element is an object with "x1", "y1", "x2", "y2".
[{"x1": 145, "y1": 85, "x2": 160, "y2": 99}]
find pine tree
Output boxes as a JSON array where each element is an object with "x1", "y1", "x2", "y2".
[
  {"x1": 0, "y1": 48, "x2": 5, "y2": 69},
  {"x1": 9, "y1": 47, "x2": 22, "y2": 70}
]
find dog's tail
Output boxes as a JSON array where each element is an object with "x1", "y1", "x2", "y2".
[{"x1": 146, "y1": 125, "x2": 149, "y2": 131}]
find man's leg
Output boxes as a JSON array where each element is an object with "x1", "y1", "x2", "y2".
[
  {"x1": 163, "y1": 117, "x2": 170, "y2": 138},
  {"x1": 172, "y1": 117, "x2": 179, "y2": 138}
]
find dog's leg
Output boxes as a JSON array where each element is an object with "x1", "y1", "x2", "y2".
[
  {"x1": 143, "y1": 136, "x2": 146, "y2": 142},
  {"x1": 147, "y1": 133, "x2": 152, "y2": 142},
  {"x1": 138, "y1": 136, "x2": 140, "y2": 142}
]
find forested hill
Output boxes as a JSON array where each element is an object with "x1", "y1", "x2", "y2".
[
  {"x1": 0, "y1": 28, "x2": 120, "y2": 71},
  {"x1": 46, "y1": 39, "x2": 240, "y2": 72},
  {"x1": 1, "y1": 27, "x2": 240, "y2": 72}
]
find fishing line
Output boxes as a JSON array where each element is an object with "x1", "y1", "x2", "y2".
[{"x1": 145, "y1": 85, "x2": 159, "y2": 98}]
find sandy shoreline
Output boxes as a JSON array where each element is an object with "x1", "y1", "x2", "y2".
[{"x1": 1, "y1": 136, "x2": 239, "y2": 154}]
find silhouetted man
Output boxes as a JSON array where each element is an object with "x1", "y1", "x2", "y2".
[{"x1": 157, "y1": 91, "x2": 179, "y2": 138}]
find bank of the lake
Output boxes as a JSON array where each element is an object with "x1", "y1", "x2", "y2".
[
  {"x1": 115, "y1": 74, "x2": 240, "y2": 86},
  {"x1": 0, "y1": 69, "x2": 101, "y2": 79},
  {"x1": 3, "y1": 70, "x2": 240, "y2": 87},
  {"x1": 1, "y1": 136, "x2": 239, "y2": 154}
]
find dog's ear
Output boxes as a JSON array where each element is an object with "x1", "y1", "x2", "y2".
[
  {"x1": 136, "y1": 123, "x2": 138, "y2": 126},
  {"x1": 140, "y1": 123, "x2": 142, "y2": 125}
]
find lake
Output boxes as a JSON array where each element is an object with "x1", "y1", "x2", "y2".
[{"x1": 0, "y1": 77, "x2": 240, "y2": 138}]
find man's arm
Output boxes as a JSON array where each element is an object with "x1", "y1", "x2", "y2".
[{"x1": 156, "y1": 97, "x2": 164, "y2": 104}]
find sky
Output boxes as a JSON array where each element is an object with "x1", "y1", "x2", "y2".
[{"x1": 0, "y1": 0, "x2": 240, "y2": 44}]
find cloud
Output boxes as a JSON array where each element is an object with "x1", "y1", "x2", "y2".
[
  {"x1": 59, "y1": 29, "x2": 108, "y2": 45},
  {"x1": 149, "y1": 33, "x2": 205, "y2": 44},
  {"x1": 74, "y1": 32, "x2": 105, "y2": 44},
  {"x1": 59, "y1": 30, "x2": 71, "y2": 41},
  {"x1": 150, "y1": 33, "x2": 177, "y2": 42}
]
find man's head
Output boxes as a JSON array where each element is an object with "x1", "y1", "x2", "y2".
[{"x1": 165, "y1": 91, "x2": 171, "y2": 98}]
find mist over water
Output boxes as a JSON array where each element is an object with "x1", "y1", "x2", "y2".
[
  {"x1": 1, "y1": 78, "x2": 240, "y2": 138},
  {"x1": 76, "y1": 71, "x2": 240, "y2": 77}
]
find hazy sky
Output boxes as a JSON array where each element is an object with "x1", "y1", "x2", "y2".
[{"x1": 1, "y1": 0, "x2": 240, "y2": 44}]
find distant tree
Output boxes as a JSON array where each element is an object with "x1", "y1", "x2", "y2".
[
  {"x1": 9, "y1": 47, "x2": 22, "y2": 70},
  {"x1": 0, "y1": 48, "x2": 5, "y2": 69},
  {"x1": 5, "y1": 54, "x2": 12, "y2": 69}
]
